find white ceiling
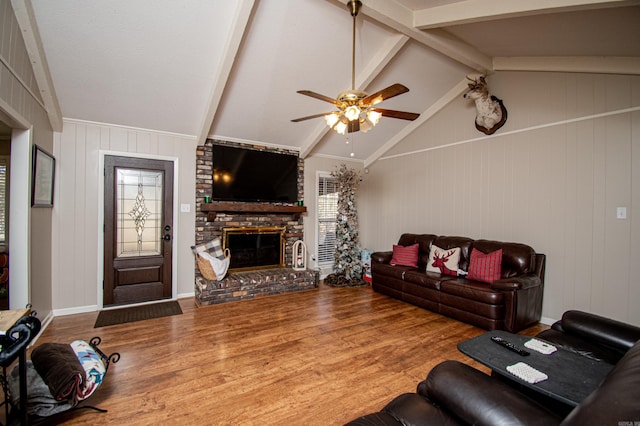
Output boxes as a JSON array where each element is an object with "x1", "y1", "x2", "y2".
[{"x1": 25, "y1": 0, "x2": 640, "y2": 163}]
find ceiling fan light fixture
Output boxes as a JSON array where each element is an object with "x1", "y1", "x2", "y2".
[
  {"x1": 325, "y1": 113, "x2": 339, "y2": 128},
  {"x1": 335, "y1": 121, "x2": 348, "y2": 135},
  {"x1": 360, "y1": 118, "x2": 372, "y2": 133},
  {"x1": 291, "y1": 0, "x2": 419, "y2": 136},
  {"x1": 344, "y1": 105, "x2": 360, "y2": 121},
  {"x1": 366, "y1": 110, "x2": 382, "y2": 125}
]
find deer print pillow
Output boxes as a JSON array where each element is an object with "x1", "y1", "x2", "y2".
[{"x1": 426, "y1": 245, "x2": 461, "y2": 276}]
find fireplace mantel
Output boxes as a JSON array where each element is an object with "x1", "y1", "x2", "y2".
[{"x1": 201, "y1": 201, "x2": 307, "y2": 221}]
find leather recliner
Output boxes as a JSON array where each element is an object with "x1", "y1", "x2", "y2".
[{"x1": 346, "y1": 311, "x2": 640, "y2": 425}]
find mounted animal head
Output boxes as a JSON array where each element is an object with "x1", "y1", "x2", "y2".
[
  {"x1": 463, "y1": 75, "x2": 508, "y2": 135},
  {"x1": 463, "y1": 76, "x2": 489, "y2": 100}
]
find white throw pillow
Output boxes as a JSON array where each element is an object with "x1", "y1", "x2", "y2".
[{"x1": 426, "y1": 245, "x2": 461, "y2": 276}]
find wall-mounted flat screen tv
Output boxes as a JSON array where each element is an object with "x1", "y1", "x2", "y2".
[{"x1": 212, "y1": 144, "x2": 299, "y2": 203}]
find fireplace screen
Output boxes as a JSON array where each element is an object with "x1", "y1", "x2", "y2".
[{"x1": 222, "y1": 226, "x2": 286, "y2": 271}]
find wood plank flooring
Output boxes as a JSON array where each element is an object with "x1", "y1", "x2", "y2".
[{"x1": 26, "y1": 283, "x2": 547, "y2": 425}]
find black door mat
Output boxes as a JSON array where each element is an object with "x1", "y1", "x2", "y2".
[{"x1": 94, "y1": 300, "x2": 182, "y2": 328}]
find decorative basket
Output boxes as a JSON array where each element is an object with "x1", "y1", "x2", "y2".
[{"x1": 195, "y1": 249, "x2": 230, "y2": 281}]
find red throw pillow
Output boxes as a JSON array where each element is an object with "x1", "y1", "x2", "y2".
[
  {"x1": 468, "y1": 248, "x2": 502, "y2": 283},
  {"x1": 390, "y1": 243, "x2": 419, "y2": 267}
]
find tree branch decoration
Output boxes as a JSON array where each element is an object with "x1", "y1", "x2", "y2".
[{"x1": 325, "y1": 164, "x2": 366, "y2": 287}]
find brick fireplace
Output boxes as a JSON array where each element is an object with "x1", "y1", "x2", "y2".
[{"x1": 194, "y1": 139, "x2": 318, "y2": 305}]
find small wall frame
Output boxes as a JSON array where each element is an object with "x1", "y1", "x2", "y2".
[{"x1": 31, "y1": 145, "x2": 55, "y2": 207}]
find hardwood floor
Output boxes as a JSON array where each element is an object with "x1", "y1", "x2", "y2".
[{"x1": 28, "y1": 283, "x2": 547, "y2": 425}]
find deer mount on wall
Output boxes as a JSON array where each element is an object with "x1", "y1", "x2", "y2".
[{"x1": 463, "y1": 76, "x2": 507, "y2": 135}]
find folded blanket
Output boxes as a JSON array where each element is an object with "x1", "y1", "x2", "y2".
[
  {"x1": 199, "y1": 251, "x2": 230, "y2": 280},
  {"x1": 31, "y1": 342, "x2": 85, "y2": 401},
  {"x1": 9, "y1": 360, "x2": 73, "y2": 416}
]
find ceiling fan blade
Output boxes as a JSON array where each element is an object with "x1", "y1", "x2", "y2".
[
  {"x1": 361, "y1": 83, "x2": 409, "y2": 106},
  {"x1": 296, "y1": 90, "x2": 339, "y2": 105},
  {"x1": 373, "y1": 108, "x2": 420, "y2": 121},
  {"x1": 291, "y1": 112, "x2": 336, "y2": 122}
]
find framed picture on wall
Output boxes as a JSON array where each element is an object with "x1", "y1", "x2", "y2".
[{"x1": 31, "y1": 145, "x2": 55, "y2": 207}]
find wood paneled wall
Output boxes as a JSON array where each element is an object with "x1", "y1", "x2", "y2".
[
  {"x1": 359, "y1": 72, "x2": 640, "y2": 326},
  {"x1": 1, "y1": 0, "x2": 54, "y2": 317},
  {"x1": 52, "y1": 120, "x2": 197, "y2": 313}
]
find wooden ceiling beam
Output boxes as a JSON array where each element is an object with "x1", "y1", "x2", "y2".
[
  {"x1": 413, "y1": 0, "x2": 640, "y2": 29},
  {"x1": 198, "y1": 0, "x2": 256, "y2": 146},
  {"x1": 351, "y1": 0, "x2": 492, "y2": 72},
  {"x1": 11, "y1": 0, "x2": 63, "y2": 132},
  {"x1": 494, "y1": 56, "x2": 640, "y2": 75}
]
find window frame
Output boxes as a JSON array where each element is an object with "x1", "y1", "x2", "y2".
[{"x1": 316, "y1": 171, "x2": 339, "y2": 268}]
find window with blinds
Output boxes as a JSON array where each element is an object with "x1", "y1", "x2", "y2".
[
  {"x1": 317, "y1": 174, "x2": 338, "y2": 265},
  {"x1": 0, "y1": 157, "x2": 7, "y2": 244}
]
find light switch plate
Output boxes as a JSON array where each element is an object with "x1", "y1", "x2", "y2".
[{"x1": 616, "y1": 207, "x2": 627, "y2": 219}]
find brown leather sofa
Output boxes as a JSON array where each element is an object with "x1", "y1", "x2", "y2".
[
  {"x1": 371, "y1": 234, "x2": 546, "y2": 332},
  {"x1": 346, "y1": 310, "x2": 640, "y2": 425}
]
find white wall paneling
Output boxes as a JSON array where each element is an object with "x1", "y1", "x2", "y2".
[
  {"x1": 52, "y1": 120, "x2": 196, "y2": 313},
  {"x1": 360, "y1": 72, "x2": 640, "y2": 326},
  {"x1": 1, "y1": 0, "x2": 54, "y2": 318}
]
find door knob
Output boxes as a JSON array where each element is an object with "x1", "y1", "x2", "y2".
[{"x1": 163, "y1": 234, "x2": 171, "y2": 241}]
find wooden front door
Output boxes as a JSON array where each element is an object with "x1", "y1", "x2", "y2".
[{"x1": 104, "y1": 156, "x2": 173, "y2": 306}]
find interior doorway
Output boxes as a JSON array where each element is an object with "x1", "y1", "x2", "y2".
[
  {"x1": 103, "y1": 155, "x2": 174, "y2": 306},
  {"x1": 0, "y1": 121, "x2": 11, "y2": 309},
  {"x1": 0, "y1": 111, "x2": 31, "y2": 310}
]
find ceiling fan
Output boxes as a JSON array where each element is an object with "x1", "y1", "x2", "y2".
[{"x1": 291, "y1": 0, "x2": 419, "y2": 134}]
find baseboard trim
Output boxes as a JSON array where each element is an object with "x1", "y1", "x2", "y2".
[
  {"x1": 540, "y1": 316, "x2": 556, "y2": 326},
  {"x1": 53, "y1": 305, "x2": 99, "y2": 317}
]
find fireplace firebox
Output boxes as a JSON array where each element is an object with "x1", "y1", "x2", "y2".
[{"x1": 222, "y1": 226, "x2": 286, "y2": 271}]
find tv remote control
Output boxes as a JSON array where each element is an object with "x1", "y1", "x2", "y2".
[{"x1": 491, "y1": 336, "x2": 530, "y2": 356}]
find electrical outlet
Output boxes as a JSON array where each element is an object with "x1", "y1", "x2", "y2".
[{"x1": 180, "y1": 203, "x2": 191, "y2": 213}]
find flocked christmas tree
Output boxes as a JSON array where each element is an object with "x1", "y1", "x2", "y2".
[{"x1": 325, "y1": 164, "x2": 365, "y2": 287}]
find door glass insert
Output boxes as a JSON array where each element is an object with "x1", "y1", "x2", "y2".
[{"x1": 116, "y1": 168, "x2": 163, "y2": 257}]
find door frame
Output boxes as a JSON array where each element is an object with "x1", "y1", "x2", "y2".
[
  {"x1": 98, "y1": 150, "x2": 179, "y2": 309},
  {"x1": 9, "y1": 127, "x2": 32, "y2": 309}
]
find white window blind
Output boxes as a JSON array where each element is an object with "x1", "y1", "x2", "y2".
[
  {"x1": 317, "y1": 174, "x2": 338, "y2": 265},
  {"x1": 0, "y1": 157, "x2": 7, "y2": 243}
]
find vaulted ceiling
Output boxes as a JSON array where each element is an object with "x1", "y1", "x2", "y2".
[{"x1": 23, "y1": 0, "x2": 640, "y2": 164}]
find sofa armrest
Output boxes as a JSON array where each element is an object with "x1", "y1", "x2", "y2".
[
  {"x1": 420, "y1": 361, "x2": 562, "y2": 426},
  {"x1": 559, "y1": 310, "x2": 640, "y2": 353},
  {"x1": 490, "y1": 274, "x2": 541, "y2": 291},
  {"x1": 371, "y1": 251, "x2": 393, "y2": 264}
]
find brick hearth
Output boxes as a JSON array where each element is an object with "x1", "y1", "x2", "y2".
[
  {"x1": 195, "y1": 268, "x2": 319, "y2": 306},
  {"x1": 195, "y1": 139, "x2": 318, "y2": 305}
]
